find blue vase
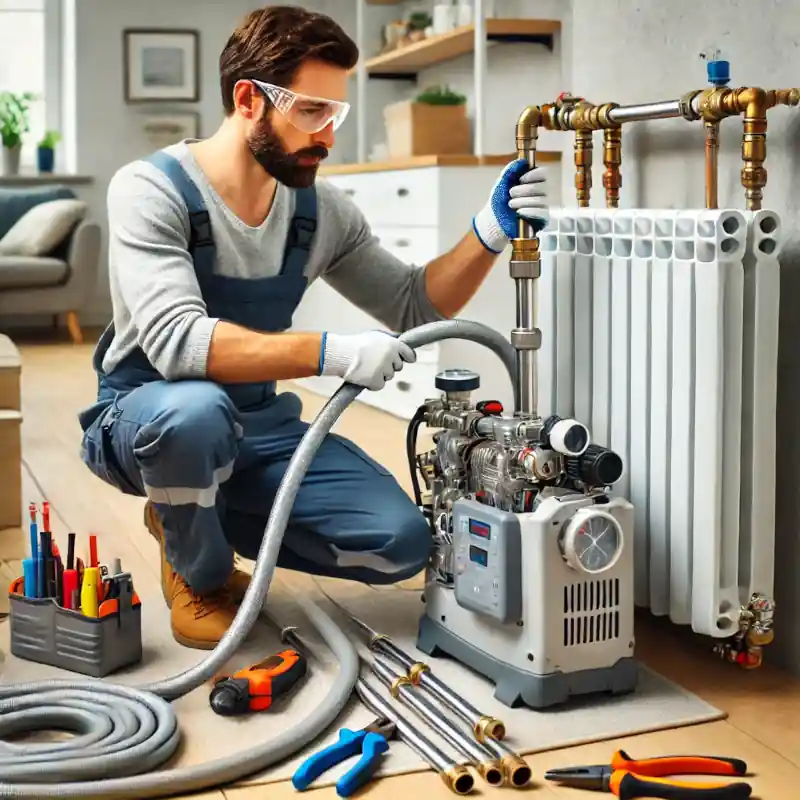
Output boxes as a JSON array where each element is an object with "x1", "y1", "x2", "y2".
[{"x1": 37, "y1": 146, "x2": 54, "y2": 173}]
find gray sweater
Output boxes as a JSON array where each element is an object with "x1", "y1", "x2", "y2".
[{"x1": 102, "y1": 140, "x2": 444, "y2": 380}]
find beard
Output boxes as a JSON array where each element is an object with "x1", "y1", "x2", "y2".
[{"x1": 247, "y1": 115, "x2": 328, "y2": 188}]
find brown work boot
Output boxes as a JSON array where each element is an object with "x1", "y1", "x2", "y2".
[{"x1": 143, "y1": 501, "x2": 252, "y2": 650}]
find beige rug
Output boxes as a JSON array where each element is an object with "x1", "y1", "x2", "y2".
[{"x1": 0, "y1": 571, "x2": 725, "y2": 790}]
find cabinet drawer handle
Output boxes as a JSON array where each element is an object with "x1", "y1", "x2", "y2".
[
  {"x1": 394, "y1": 239, "x2": 410, "y2": 247},
  {"x1": 396, "y1": 187, "x2": 409, "y2": 197}
]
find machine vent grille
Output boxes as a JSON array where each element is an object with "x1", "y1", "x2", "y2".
[{"x1": 562, "y1": 578, "x2": 620, "y2": 646}]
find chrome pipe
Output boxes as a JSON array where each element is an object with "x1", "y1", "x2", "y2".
[
  {"x1": 370, "y1": 658, "x2": 506, "y2": 787},
  {"x1": 606, "y1": 99, "x2": 682, "y2": 122},
  {"x1": 355, "y1": 678, "x2": 475, "y2": 796}
]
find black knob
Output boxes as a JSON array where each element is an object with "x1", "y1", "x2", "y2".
[
  {"x1": 209, "y1": 677, "x2": 250, "y2": 716},
  {"x1": 435, "y1": 369, "x2": 480, "y2": 393},
  {"x1": 565, "y1": 444, "x2": 624, "y2": 487}
]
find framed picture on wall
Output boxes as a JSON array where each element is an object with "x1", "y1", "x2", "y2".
[
  {"x1": 141, "y1": 111, "x2": 201, "y2": 149},
  {"x1": 123, "y1": 28, "x2": 200, "y2": 103}
]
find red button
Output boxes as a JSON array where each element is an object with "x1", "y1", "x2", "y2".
[{"x1": 477, "y1": 400, "x2": 503, "y2": 415}]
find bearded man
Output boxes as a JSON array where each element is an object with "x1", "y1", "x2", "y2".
[{"x1": 78, "y1": 4, "x2": 550, "y2": 649}]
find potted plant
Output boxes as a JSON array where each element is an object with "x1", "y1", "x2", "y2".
[
  {"x1": 37, "y1": 130, "x2": 61, "y2": 174},
  {"x1": 0, "y1": 91, "x2": 34, "y2": 176},
  {"x1": 383, "y1": 85, "x2": 470, "y2": 158}
]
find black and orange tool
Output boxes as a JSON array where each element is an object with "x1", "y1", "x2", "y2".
[
  {"x1": 97, "y1": 573, "x2": 141, "y2": 617},
  {"x1": 545, "y1": 750, "x2": 752, "y2": 799},
  {"x1": 209, "y1": 649, "x2": 307, "y2": 716}
]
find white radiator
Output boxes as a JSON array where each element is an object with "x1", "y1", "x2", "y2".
[{"x1": 537, "y1": 208, "x2": 782, "y2": 639}]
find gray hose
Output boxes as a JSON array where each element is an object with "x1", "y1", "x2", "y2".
[{"x1": 0, "y1": 319, "x2": 516, "y2": 799}]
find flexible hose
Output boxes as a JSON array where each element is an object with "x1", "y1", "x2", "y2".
[{"x1": 0, "y1": 319, "x2": 516, "y2": 799}]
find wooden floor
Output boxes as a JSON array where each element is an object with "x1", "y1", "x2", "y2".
[{"x1": 5, "y1": 331, "x2": 800, "y2": 799}]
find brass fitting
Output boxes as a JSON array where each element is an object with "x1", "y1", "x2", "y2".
[
  {"x1": 510, "y1": 236, "x2": 540, "y2": 264},
  {"x1": 477, "y1": 760, "x2": 506, "y2": 786},
  {"x1": 698, "y1": 87, "x2": 769, "y2": 210},
  {"x1": 389, "y1": 675, "x2": 412, "y2": 697},
  {"x1": 407, "y1": 662, "x2": 429, "y2": 685},
  {"x1": 603, "y1": 127, "x2": 622, "y2": 208},
  {"x1": 501, "y1": 754, "x2": 533, "y2": 788},
  {"x1": 441, "y1": 764, "x2": 475, "y2": 795},
  {"x1": 767, "y1": 88, "x2": 800, "y2": 107},
  {"x1": 474, "y1": 714, "x2": 506, "y2": 742},
  {"x1": 574, "y1": 129, "x2": 593, "y2": 206}
]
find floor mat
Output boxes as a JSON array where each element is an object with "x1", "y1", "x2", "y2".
[{"x1": 0, "y1": 572, "x2": 725, "y2": 790}]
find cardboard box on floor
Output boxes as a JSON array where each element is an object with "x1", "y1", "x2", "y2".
[{"x1": 0, "y1": 334, "x2": 24, "y2": 613}]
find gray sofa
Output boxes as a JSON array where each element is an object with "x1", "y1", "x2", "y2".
[{"x1": 0, "y1": 185, "x2": 101, "y2": 343}]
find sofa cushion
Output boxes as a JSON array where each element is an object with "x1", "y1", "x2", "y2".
[
  {"x1": 0, "y1": 185, "x2": 76, "y2": 240},
  {"x1": 0, "y1": 256, "x2": 69, "y2": 289},
  {"x1": 0, "y1": 199, "x2": 88, "y2": 257}
]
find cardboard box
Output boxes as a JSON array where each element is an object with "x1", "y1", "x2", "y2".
[
  {"x1": 0, "y1": 410, "x2": 22, "y2": 530},
  {"x1": 383, "y1": 101, "x2": 471, "y2": 158},
  {"x1": 0, "y1": 334, "x2": 20, "y2": 411}
]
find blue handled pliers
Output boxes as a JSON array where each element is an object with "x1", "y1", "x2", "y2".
[{"x1": 292, "y1": 717, "x2": 396, "y2": 797}]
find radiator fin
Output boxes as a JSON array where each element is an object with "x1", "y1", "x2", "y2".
[{"x1": 542, "y1": 209, "x2": 781, "y2": 638}]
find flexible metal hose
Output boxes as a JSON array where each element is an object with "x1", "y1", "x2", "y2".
[{"x1": 0, "y1": 319, "x2": 516, "y2": 799}]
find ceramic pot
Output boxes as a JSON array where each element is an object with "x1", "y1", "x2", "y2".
[
  {"x1": 37, "y1": 146, "x2": 54, "y2": 173},
  {"x1": 2, "y1": 145, "x2": 21, "y2": 176}
]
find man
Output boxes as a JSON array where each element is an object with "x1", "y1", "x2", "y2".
[{"x1": 78, "y1": 5, "x2": 549, "y2": 650}]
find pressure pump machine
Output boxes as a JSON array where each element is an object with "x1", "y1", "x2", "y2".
[{"x1": 408, "y1": 112, "x2": 637, "y2": 710}]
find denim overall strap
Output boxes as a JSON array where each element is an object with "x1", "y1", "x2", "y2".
[
  {"x1": 143, "y1": 151, "x2": 215, "y2": 282},
  {"x1": 281, "y1": 185, "x2": 317, "y2": 278}
]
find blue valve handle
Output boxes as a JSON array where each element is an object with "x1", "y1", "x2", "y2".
[{"x1": 292, "y1": 728, "x2": 390, "y2": 797}]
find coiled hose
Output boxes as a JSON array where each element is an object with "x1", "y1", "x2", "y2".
[{"x1": 0, "y1": 319, "x2": 517, "y2": 799}]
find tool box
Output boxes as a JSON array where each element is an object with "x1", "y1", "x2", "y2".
[{"x1": 7, "y1": 575, "x2": 142, "y2": 678}]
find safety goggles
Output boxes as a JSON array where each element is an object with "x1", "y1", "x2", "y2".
[{"x1": 249, "y1": 79, "x2": 350, "y2": 133}]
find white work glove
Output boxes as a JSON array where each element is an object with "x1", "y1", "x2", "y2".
[
  {"x1": 319, "y1": 331, "x2": 416, "y2": 391},
  {"x1": 472, "y1": 159, "x2": 549, "y2": 254}
]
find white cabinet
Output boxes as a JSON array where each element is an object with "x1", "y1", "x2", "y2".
[{"x1": 292, "y1": 161, "x2": 562, "y2": 418}]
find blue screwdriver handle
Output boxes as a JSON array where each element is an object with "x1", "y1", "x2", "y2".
[
  {"x1": 292, "y1": 728, "x2": 367, "y2": 791},
  {"x1": 335, "y1": 732, "x2": 390, "y2": 797}
]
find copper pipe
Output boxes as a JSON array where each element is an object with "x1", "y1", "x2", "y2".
[
  {"x1": 574, "y1": 129, "x2": 593, "y2": 206},
  {"x1": 704, "y1": 121, "x2": 720, "y2": 209},
  {"x1": 603, "y1": 127, "x2": 622, "y2": 208}
]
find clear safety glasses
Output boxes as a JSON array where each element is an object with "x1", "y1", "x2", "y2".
[{"x1": 249, "y1": 78, "x2": 350, "y2": 134}]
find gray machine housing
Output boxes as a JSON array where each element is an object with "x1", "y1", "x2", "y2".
[{"x1": 418, "y1": 488, "x2": 638, "y2": 709}]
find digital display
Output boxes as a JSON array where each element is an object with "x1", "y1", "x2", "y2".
[
  {"x1": 469, "y1": 545, "x2": 488, "y2": 567},
  {"x1": 469, "y1": 518, "x2": 491, "y2": 539}
]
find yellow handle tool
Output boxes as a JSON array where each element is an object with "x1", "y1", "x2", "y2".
[{"x1": 80, "y1": 567, "x2": 100, "y2": 617}]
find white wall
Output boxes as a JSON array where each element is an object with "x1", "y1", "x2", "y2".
[{"x1": 566, "y1": 0, "x2": 800, "y2": 675}]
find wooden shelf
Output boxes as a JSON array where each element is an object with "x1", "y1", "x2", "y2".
[
  {"x1": 362, "y1": 19, "x2": 560, "y2": 79},
  {"x1": 320, "y1": 151, "x2": 562, "y2": 176}
]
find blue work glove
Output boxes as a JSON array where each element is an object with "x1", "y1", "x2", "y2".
[{"x1": 472, "y1": 159, "x2": 549, "y2": 254}]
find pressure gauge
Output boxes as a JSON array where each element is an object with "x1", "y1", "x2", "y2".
[{"x1": 560, "y1": 508, "x2": 623, "y2": 574}]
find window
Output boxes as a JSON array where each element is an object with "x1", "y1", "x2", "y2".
[{"x1": 0, "y1": 0, "x2": 46, "y2": 170}]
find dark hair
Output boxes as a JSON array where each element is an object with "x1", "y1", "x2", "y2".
[{"x1": 219, "y1": 5, "x2": 359, "y2": 115}]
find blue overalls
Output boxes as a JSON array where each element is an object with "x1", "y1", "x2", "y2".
[{"x1": 77, "y1": 151, "x2": 431, "y2": 595}]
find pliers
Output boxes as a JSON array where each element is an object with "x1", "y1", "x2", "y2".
[
  {"x1": 545, "y1": 749, "x2": 752, "y2": 799},
  {"x1": 292, "y1": 717, "x2": 396, "y2": 797}
]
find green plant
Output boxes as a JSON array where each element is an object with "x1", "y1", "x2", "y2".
[
  {"x1": 415, "y1": 85, "x2": 467, "y2": 106},
  {"x1": 407, "y1": 11, "x2": 432, "y2": 30},
  {"x1": 0, "y1": 91, "x2": 35, "y2": 149},
  {"x1": 38, "y1": 129, "x2": 61, "y2": 150}
]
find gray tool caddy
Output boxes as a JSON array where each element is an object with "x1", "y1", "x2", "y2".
[{"x1": 8, "y1": 575, "x2": 142, "y2": 677}]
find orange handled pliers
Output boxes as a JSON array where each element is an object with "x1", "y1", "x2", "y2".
[{"x1": 545, "y1": 749, "x2": 752, "y2": 799}]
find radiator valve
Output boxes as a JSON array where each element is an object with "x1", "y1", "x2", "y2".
[{"x1": 712, "y1": 592, "x2": 775, "y2": 669}]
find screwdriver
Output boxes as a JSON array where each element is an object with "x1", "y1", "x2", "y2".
[{"x1": 209, "y1": 649, "x2": 308, "y2": 716}]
